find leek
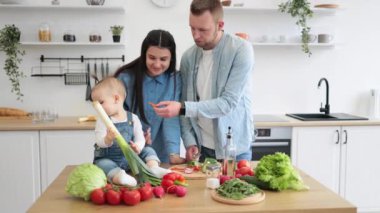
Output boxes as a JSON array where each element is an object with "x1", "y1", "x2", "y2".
[{"x1": 92, "y1": 101, "x2": 161, "y2": 186}]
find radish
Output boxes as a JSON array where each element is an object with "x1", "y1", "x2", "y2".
[
  {"x1": 175, "y1": 186, "x2": 187, "y2": 197},
  {"x1": 219, "y1": 175, "x2": 232, "y2": 185},
  {"x1": 153, "y1": 186, "x2": 165, "y2": 198}
]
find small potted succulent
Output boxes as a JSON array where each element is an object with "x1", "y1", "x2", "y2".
[
  {"x1": 110, "y1": 25, "x2": 124, "y2": 43},
  {"x1": 0, "y1": 24, "x2": 26, "y2": 101}
]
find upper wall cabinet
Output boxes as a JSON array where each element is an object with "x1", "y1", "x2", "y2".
[
  {"x1": 0, "y1": 4, "x2": 126, "y2": 46},
  {"x1": 222, "y1": 4, "x2": 339, "y2": 48}
]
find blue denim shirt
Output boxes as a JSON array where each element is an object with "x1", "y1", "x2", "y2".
[
  {"x1": 180, "y1": 32, "x2": 255, "y2": 159},
  {"x1": 118, "y1": 71, "x2": 181, "y2": 163}
]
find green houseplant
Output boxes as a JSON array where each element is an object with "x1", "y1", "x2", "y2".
[
  {"x1": 0, "y1": 24, "x2": 26, "y2": 101},
  {"x1": 279, "y1": 0, "x2": 313, "y2": 56},
  {"x1": 110, "y1": 25, "x2": 124, "y2": 43}
]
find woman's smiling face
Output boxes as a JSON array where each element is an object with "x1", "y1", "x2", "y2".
[{"x1": 145, "y1": 46, "x2": 172, "y2": 77}]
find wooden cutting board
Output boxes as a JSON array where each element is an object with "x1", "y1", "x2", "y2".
[
  {"x1": 210, "y1": 190, "x2": 265, "y2": 205},
  {"x1": 169, "y1": 164, "x2": 207, "y2": 180}
]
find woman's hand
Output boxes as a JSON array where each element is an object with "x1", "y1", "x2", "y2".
[
  {"x1": 130, "y1": 141, "x2": 141, "y2": 154},
  {"x1": 169, "y1": 154, "x2": 186, "y2": 164},
  {"x1": 144, "y1": 127, "x2": 152, "y2": 145},
  {"x1": 149, "y1": 101, "x2": 181, "y2": 118}
]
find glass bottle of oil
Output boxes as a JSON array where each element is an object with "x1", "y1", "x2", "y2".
[{"x1": 222, "y1": 126, "x2": 236, "y2": 176}]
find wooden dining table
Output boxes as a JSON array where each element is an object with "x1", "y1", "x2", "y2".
[{"x1": 28, "y1": 165, "x2": 356, "y2": 213}]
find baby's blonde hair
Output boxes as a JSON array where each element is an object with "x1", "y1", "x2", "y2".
[{"x1": 91, "y1": 76, "x2": 126, "y2": 99}]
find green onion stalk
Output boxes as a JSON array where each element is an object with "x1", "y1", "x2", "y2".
[{"x1": 92, "y1": 101, "x2": 161, "y2": 186}]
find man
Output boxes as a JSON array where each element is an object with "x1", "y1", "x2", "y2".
[{"x1": 152, "y1": 0, "x2": 254, "y2": 162}]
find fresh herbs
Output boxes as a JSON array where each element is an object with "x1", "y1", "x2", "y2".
[
  {"x1": 0, "y1": 24, "x2": 26, "y2": 101},
  {"x1": 216, "y1": 178, "x2": 260, "y2": 200},
  {"x1": 279, "y1": 0, "x2": 314, "y2": 56}
]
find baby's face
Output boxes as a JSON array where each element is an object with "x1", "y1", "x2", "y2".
[{"x1": 91, "y1": 89, "x2": 117, "y2": 116}]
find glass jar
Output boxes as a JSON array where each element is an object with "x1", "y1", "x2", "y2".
[
  {"x1": 39, "y1": 23, "x2": 51, "y2": 42},
  {"x1": 206, "y1": 164, "x2": 221, "y2": 189}
]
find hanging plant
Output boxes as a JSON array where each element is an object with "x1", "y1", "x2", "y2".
[
  {"x1": 279, "y1": 0, "x2": 313, "y2": 56},
  {"x1": 0, "y1": 24, "x2": 26, "y2": 101}
]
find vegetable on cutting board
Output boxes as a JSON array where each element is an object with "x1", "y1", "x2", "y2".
[{"x1": 92, "y1": 101, "x2": 161, "y2": 186}]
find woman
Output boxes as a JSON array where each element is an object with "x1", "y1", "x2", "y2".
[{"x1": 114, "y1": 29, "x2": 184, "y2": 164}]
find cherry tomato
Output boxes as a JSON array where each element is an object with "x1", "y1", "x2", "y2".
[
  {"x1": 122, "y1": 189, "x2": 141, "y2": 206},
  {"x1": 138, "y1": 182, "x2": 153, "y2": 201},
  {"x1": 237, "y1": 160, "x2": 251, "y2": 169},
  {"x1": 106, "y1": 189, "x2": 121, "y2": 205},
  {"x1": 90, "y1": 188, "x2": 105, "y2": 205}
]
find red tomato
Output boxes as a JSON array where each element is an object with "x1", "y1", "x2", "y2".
[
  {"x1": 122, "y1": 189, "x2": 141, "y2": 206},
  {"x1": 237, "y1": 166, "x2": 254, "y2": 176},
  {"x1": 103, "y1": 183, "x2": 113, "y2": 191},
  {"x1": 138, "y1": 182, "x2": 153, "y2": 201},
  {"x1": 90, "y1": 188, "x2": 105, "y2": 205},
  {"x1": 106, "y1": 189, "x2": 121, "y2": 205},
  {"x1": 237, "y1": 160, "x2": 251, "y2": 169}
]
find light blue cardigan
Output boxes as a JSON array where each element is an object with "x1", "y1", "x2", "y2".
[{"x1": 180, "y1": 32, "x2": 255, "y2": 159}]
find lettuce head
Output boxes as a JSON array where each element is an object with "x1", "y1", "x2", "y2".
[
  {"x1": 65, "y1": 163, "x2": 107, "y2": 200},
  {"x1": 255, "y1": 152, "x2": 309, "y2": 191}
]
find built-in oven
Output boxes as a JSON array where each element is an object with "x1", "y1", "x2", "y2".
[{"x1": 252, "y1": 127, "x2": 292, "y2": 161}]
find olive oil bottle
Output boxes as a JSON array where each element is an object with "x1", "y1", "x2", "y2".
[{"x1": 222, "y1": 127, "x2": 236, "y2": 176}]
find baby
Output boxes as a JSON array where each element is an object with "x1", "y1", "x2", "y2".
[{"x1": 91, "y1": 77, "x2": 171, "y2": 186}]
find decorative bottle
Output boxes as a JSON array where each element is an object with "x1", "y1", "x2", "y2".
[{"x1": 222, "y1": 126, "x2": 236, "y2": 177}]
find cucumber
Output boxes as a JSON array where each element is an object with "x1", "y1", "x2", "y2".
[{"x1": 239, "y1": 176, "x2": 279, "y2": 191}]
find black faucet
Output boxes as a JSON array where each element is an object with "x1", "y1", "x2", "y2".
[{"x1": 318, "y1": 78, "x2": 330, "y2": 114}]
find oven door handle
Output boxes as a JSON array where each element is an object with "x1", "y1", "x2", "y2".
[{"x1": 252, "y1": 142, "x2": 289, "y2": 147}]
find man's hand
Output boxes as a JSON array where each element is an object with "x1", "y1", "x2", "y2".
[
  {"x1": 185, "y1": 145, "x2": 199, "y2": 162},
  {"x1": 130, "y1": 141, "x2": 141, "y2": 154},
  {"x1": 149, "y1": 101, "x2": 181, "y2": 118}
]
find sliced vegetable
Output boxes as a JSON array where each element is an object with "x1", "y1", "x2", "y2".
[{"x1": 201, "y1": 158, "x2": 219, "y2": 173}]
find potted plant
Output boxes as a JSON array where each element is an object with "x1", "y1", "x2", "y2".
[
  {"x1": 110, "y1": 25, "x2": 124, "y2": 43},
  {"x1": 279, "y1": 0, "x2": 313, "y2": 56},
  {"x1": 0, "y1": 24, "x2": 26, "y2": 101}
]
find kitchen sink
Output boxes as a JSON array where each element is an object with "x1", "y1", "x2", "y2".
[{"x1": 286, "y1": 113, "x2": 368, "y2": 121}]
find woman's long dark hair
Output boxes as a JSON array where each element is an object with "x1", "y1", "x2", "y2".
[{"x1": 114, "y1": 29, "x2": 177, "y2": 124}]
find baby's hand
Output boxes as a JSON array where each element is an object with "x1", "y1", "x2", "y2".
[
  {"x1": 105, "y1": 128, "x2": 117, "y2": 146},
  {"x1": 130, "y1": 141, "x2": 141, "y2": 154}
]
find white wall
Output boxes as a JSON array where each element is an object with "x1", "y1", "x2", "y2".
[{"x1": 1, "y1": 0, "x2": 379, "y2": 117}]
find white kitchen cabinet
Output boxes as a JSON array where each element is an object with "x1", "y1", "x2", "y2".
[
  {"x1": 0, "y1": 131, "x2": 41, "y2": 213},
  {"x1": 292, "y1": 126, "x2": 380, "y2": 212},
  {"x1": 40, "y1": 130, "x2": 95, "y2": 192}
]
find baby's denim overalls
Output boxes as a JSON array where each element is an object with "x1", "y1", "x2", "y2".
[{"x1": 93, "y1": 111, "x2": 159, "y2": 179}]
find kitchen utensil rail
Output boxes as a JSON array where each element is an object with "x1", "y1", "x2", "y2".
[{"x1": 40, "y1": 55, "x2": 125, "y2": 63}]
